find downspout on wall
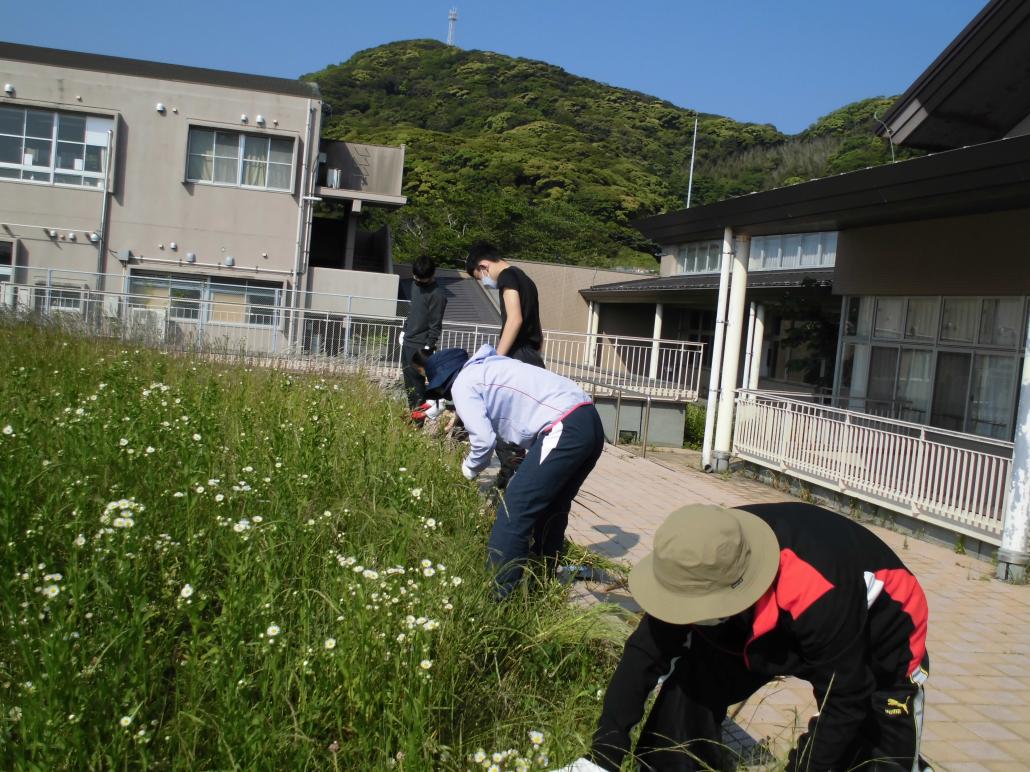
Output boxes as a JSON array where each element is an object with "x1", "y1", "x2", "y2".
[
  {"x1": 701, "y1": 227, "x2": 733, "y2": 472},
  {"x1": 287, "y1": 98, "x2": 318, "y2": 349}
]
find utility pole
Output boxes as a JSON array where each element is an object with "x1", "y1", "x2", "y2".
[{"x1": 686, "y1": 116, "x2": 699, "y2": 208}]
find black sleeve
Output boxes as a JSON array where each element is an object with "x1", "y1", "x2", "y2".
[
  {"x1": 788, "y1": 591, "x2": 875, "y2": 771},
  {"x1": 424, "y1": 290, "x2": 446, "y2": 349},
  {"x1": 590, "y1": 615, "x2": 691, "y2": 771}
]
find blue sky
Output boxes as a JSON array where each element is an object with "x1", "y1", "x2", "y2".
[{"x1": 7, "y1": 0, "x2": 985, "y2": 134}]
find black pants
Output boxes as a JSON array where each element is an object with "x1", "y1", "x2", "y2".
[
  {"x1": 401, "y1": 342, "x2": 428, "y2": 410},
  {"x1": 496, "y1": 344, "x2": 546, "y2": 485},
  {"x1": 629, "y1": 630, "x2": 928, "y2": 772}
]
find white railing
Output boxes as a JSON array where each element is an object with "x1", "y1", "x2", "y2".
[
  {"x1": 0, "y1": 282, "x2": 704, "y2": 402},
  {"x1": 733, "y1": 390, "x2": 1013, "y2": 543}
]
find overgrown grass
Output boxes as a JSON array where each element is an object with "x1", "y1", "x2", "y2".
[{"x1": 0, "y1": 321, "x2": 627, "y2": 770}]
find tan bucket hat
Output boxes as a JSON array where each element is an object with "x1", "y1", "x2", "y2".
[{"x1": 628, "y1": 504, "x2": 781, "y2": 625}]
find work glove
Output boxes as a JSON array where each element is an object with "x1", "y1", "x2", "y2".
[
  {"x1": 550, "y1": 759, "x2": 607, "y2": 772},
  {"x1": 422, "y1": 343, "x2": 435, "y2": 355},
  {"x1": 398, "y1": 331, "x2": 405, "y2": 346},
  {"x1": 461, "y1": 461, "x2": 478, "y2": 481}
]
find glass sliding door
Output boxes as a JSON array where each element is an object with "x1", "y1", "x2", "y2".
[{"x1": 930, "y1": 352, "x2": 971, "y2": 431}]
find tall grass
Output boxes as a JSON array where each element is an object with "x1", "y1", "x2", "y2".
[{"x1": 0, "y1": 321, "x2": 626, "y2": 770}]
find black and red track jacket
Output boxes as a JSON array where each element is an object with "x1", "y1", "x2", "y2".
[{"x1": 591, "y1": 502, "x2": 929, "y2": 771}]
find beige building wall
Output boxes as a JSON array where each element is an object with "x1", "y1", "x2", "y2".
[
  {"x1": 835, "y1": 208, "x2": 1030, "y2": 297},
  {"x1": 508, "y1": 259, "x2": 653, "y2": 333},
  {"x1": 0, "y1": 52, "x2": 318, "y2": 293}
]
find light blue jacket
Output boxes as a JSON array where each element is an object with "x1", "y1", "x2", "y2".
[{"x1": 452, "y1": 344, "x2": 592, "y2": 476}]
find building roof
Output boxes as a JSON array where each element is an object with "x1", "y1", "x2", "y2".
[
  {"x1": 396, "y1": 266, "x2": 501, "y2": 326},
  {"x1": 632, "y1": 132, "x2": 1030, "y2": 246},
  {"x1": 0, "y1": 41, "x2": 321, "y2": 100},
  {"x1": 876, "y1": 0, "x2": 1030, "y2": 151},
  {"x1": 582, "y1": 269, "x2": 833, "y2": 303}
]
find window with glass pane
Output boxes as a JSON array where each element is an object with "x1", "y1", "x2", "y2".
[
  {"x1": 779, "y1": 235, "x2": 800, "y2": 269},
  {"x1": 873, "y1": 297, "x2": 903, "y2": 338},
  {"x1": 0, "y1": 107, "x2": 111, "y2": 188},
  {"x1": 0, "y1": 240, "x2": 12, "y2": 279},
  {"x1": 930, "y1": 351, "x2": 971, "y2": 431},
  {"x1": 800, "y1": 233, "x2": 821, "y2": 267},
  {"x1": 904, "y1": 298, "x2": 938, "y2": 340},
  {"x1": 940, "y1": 298, "x2": 978, "y2": 343},
  {"x1": 979, "y1": 298, "x2": 1023, "y2": 348},
  {"x1": 867, "y1": 347, "x2": 899, "y2": 416},
  {"x1": 968, "y1": 354, "x2": 1018, "y2": 439},
  {"x1": 247, "y1": 290, "x2": 277, "y2": 326},
  {"x1": 896, "y1": 349, "x2": 932, "y2": 424},
  {"x1": 169, "y1": 286, "x2": 202, "y2": 320},
  {"x1": 186, "y1": 127, "x2": 293, "y2": 191}
]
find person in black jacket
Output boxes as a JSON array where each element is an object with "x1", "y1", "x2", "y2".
[
  {"x1": 401, "y1": 255, "x2": 447, "y2": 415},
  {"x1": 558, "y1": 502, "x2": 931, "y2": 772}
]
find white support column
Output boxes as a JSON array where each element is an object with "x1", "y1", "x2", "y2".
[
  {"x1": 584, "y1": 301, "x2": 599, "y2": 366},
  {"x1": 701, "y1": 227, "x2": 734, "y2": 471},
  {"x1": 998, "y1": 310, "x2": 1030, "y2": 580},
  {"x1": 742, "y1": 302, "x2": 757, "y2": 391},
  {"x1": 649, "y1": 303, "x2": 664, "y2": 379},
  {"x1": 712, "y1": 234, "x2": 751, "y2": 471},
  {"x1": 748, "y1": 304, "x2": 765, "y2": 390},
  {"x1": 344, "y1": 200, "x2": 361, "y2": 270}
]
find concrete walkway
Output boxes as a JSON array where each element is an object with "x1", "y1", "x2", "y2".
[{"x1": 567, "y1": 445, "x2": 1030, "y2": 771}]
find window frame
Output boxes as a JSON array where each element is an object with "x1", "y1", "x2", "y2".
[
  {"x1": 837, "y1": 294, "x2": 1027, "y2": 439},
  {"x1": 184, "y1": 125, "x2": 297, "y2": 194},
  {"x1": 127, "y1": 271, "x2": 283, "y2": 328},
  {"x1": 0, "y1": 105, "x2": 114, "y2": 191}
]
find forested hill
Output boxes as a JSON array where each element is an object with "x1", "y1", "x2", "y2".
[{"x1": 306, "y1": 39, "x2": 917, "y2": 270}]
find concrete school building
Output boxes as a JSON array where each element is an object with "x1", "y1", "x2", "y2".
[{"x1": 0, "y1": 41, "x2": 406, "y2": 347}]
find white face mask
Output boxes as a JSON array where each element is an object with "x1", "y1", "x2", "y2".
[
  {"x1": 691, "y1": 617, "x2": 729, "y2": 627},
  {"x1": 480, "y1": 275, "x2": 498, "y2": 289}
]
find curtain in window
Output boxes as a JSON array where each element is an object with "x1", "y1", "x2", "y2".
[
  {"x1": 896, "y1": 349, "x2": 932, "y2": 423},
  {"x1": 242, "y1": 136, "x2": 268, "y2": 187}
]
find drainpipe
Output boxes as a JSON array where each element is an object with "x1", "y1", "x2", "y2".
[
  {"x1": 998, "y1": 310, "x2": 1030, "y2": 581},
  {"x1": 649, "y1": 302, "x2": 663, "y2": 379},
  {"x1": 742, "y1": 302, "x2": 757, "y2": 391},
  {"x1": 701, "y1": 227, "x2": 733, "y2": 472},
  {"x1": 712, "y1": 234, "x2": 751, "y2": 472},
  {"x1": 95, "y1": 129, "x2": 114, "y2": 291},
  {"x1": 288, "y1": 99, "x2": 317, "y2": 350},
  {"x1": 748, "y1": 304, "x2": 765, "y2": 390}
]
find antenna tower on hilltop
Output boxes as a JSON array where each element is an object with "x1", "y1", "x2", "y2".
[{"x1": 447, "y1": 8, "x2": 458, "y2": 46}]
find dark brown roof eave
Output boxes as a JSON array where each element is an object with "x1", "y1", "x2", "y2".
[{"x1": 631, "y1": 132, "x2": 1030, "y2": 245}]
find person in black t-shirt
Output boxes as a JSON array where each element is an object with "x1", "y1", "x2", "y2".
[
  {"x1": 466, "y1": 241, "x2": 545, "y2": 486},
  {"x1": 401, "y1": 255, "x2": 447, "y2": 416},
  {"x1": 465, "y1": 241, "x2": 544, "y2": 368}
]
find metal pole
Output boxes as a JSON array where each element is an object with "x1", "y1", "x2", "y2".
[
  {"x1": 642, "y1": 396, "x2": 652, "y2": 458},
  {"x1": 613, "y1": 388, "x2": 622, "y2": 447},
  {"x1": 95, "y1": 129, "x2": 114, "y2": 289},
  {"x1": 686, "y1": 116, "x2": 698, "y2": 208},
  {"x1": 742, "y1": 301, "x2": 757, "y2": 392}
]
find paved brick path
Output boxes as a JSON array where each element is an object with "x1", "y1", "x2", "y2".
[{"x1": 566, "y1": 445, "x2": 1030, "y2": 771}]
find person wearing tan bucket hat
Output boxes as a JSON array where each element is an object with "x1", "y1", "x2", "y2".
[{"x1": 554, "y1": 502, "x2": 932, "y2": 772}]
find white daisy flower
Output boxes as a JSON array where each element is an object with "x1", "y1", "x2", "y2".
[
  {"x1": 266, "y1": 624, "x2": 280, "y2": 637},
  {"x1": 419, "y1": 659, "x2": 432, "y2": 670},
  {"x1": 179, "y1": 584, "x2": 194, "y2": 599},
  {"x1": 119, "y1": 716, "x2": 132, "y2": 728},
  {"x1": 324, "y1": 638, "x2": 336, "y2": 650}
]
